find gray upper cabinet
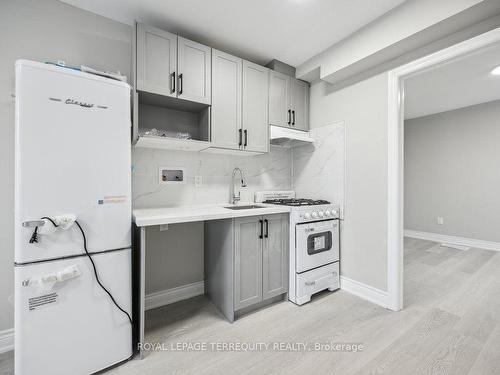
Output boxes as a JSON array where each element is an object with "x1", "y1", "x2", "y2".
[
  {"x1": 211, "y1": 54, "x2": 271, "y2": 153},
  {"x1": 268, "y1": 70, "x2": 309, "y2": 131},
  {"x1": 262, "y1": 214, "x2": 288, "y2": 300},
  {"x1": 269, "y1": 70, "x2": 291, "y2": 128},
  {"x1": 211, "y1": 50, "x2": 242, "y2": 150},
  {"x1": 234, "y1": 217, "x2": 263, "y2": 310},
  {"x1": 136, "y1": 23, "x2": 211, "y2": 105},
  {"x1": 290, "y1": 79, "x2": 309, "y2": 131},
  {"x1": 136, "y1": 23, "x2": 177, "y2": 97},
  {"x1": 177, "y1": 37, "x2": 211, "y2": 104},
  {"x1": 242, "y1": 61, "x2": 269, "y2": 153}
]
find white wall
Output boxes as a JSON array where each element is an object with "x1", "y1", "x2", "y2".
[
  {"x1": 0, "y1": 0, "x2": 131, "y2": 333},
  {"x1": 309, "y1": 74, "x2": 390, "y2": 291},
  {"x1": 405, "y1": 100, "x2": 500, "y2": 243}
]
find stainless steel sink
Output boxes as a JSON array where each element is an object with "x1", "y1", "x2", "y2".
[{"x1": 224, "y1": 205, "x2": 266, "y2": 210}]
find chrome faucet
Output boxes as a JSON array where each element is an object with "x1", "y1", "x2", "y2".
[{"x1": 231, "y1": 167, "x2": 247, "y2": 204}]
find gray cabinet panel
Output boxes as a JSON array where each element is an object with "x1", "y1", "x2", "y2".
[
  {"x1": 211, "y1": 50, "x2": 242, "y2": 150},
  {"x1": 234, "y1": 217, "x2": 263, "y2": 310},
  {"x1": 205, "y1": 219, "x2": 234, "y2": 322},
  {"x1": 242, "y1": 61, "x2": 269, "y2": 153},
  {"x1": 263, "y1": 214, "x2": 288, "y2": 299},
  {"x1": 268, "y1": 70, "x2": 290, "y2": 128},
  {"x1": 136, "y1": 23, "x2": 177, "y2": 97},
  {"x1": 291, "y1": 79, "x2": 309, "y2": 131},
  {"x1": 177, "y1": 37, "x2": 211, "y2": 105}
]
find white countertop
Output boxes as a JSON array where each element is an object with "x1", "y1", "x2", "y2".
[{"x1": 133, "y1": 203, "x2": 290, "y2": 227}]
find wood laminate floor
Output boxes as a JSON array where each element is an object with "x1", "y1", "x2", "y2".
[{"x1": 2, "y1": 238, "x2": 500, "y2": 375}]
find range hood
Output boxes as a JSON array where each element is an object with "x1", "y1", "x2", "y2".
[{"x1": 270, "y1": 125, "x2": 315, "y2": 148}]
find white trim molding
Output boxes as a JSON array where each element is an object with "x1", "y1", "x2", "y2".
[
  {"x1": 405, "y1": 230, "x2": 500, "y2": 252},
  {"x1": 387, "y1": 26, "x2": 500, "y2": 313},
  {"x1": 0, "y1": 328, "x2": 14, "y2": 353},
  {"x1": 340, "y1": 276, "x2": 390, "y2": 308},
  {"x1": 145, "y1": 281, "x2": 205, "y2": 311}
]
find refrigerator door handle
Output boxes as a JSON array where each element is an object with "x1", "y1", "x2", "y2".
[{"x1": 22, "y1": 220, "x2": 45, "y2": 228}]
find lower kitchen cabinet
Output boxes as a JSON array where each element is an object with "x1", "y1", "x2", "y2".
[
  {"x1": 205, "y1": 213, "x2": 288, "y2": 321},
  {"x1": 262, "y1": 214, "x2": 288, "y2": 300},
  {"x1": 234, "y1": 217, "x2": 263, "y2": 310}
]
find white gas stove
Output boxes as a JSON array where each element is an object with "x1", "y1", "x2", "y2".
[{"x1": 255, "y1": 191, "x2": 340, "y2": 305}]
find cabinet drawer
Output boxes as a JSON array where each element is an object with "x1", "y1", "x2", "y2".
[{"x1": 296, "y1": 262, "x2": 339, "y2": 301}]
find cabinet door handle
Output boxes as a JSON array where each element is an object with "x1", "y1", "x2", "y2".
[
  {"x1": 171, "y1": 72, "x2": 176, "y2": 94},
  {"x1": 292, "y1": 110, "x2": 295, "y2": 126},
  {"x1": 238, "y1": 129, "x2": 242, "y2": 147},
  {"x1": 259, "y1": 220, "x2": 264, "y2": 239},
  {"x1": 287, "y1": 109, "x2": 291, "y2": 125},
  {"x1": 244, "y1": 129, "x2": 248, "y2": 147},
  {"x1": 178, "y1": 73, "x2": 183, "y2": 95},
  {"x1": 264, "y1": 219, "x2": 269, "y2": 238}
]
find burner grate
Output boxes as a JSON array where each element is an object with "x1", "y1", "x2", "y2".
[{"x1": 263, "y1": 198, "x2": 330, "y2": 206}]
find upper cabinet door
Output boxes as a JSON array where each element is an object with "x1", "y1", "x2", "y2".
[
  {"x1": 291, "y1": 78, "x2": 309, "y2": 131},
  {"x1": 211, "y1": 50, "x2": 242, "y2": 150},
  {"x1": 177, "y1": 37, "x2": 211, "y2": 105},
  {"x1": 269, "y1": 70, "x2": 291, "y2": 128},
  {"x1": 242, "y1": 61, "x2": 269, "y2": 153},
  {"x1": 136, "y1": 23, "x2": 177, "y2": 97}
]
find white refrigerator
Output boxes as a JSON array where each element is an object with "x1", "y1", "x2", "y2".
[{"x1": 14, "y1": 60, "x2": 133, "y2": 375}]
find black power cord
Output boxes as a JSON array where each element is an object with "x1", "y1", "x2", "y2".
[
  {"x1": 30, "y1": 218, "x2": 133, "y2": 326},
  {"x1": 74, "y1": 220, "x2": 133, "y2": 326}
]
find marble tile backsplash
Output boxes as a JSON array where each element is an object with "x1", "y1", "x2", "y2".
[
  {"x1": 132, "y1": 146, "x2": 292, "y2": 208},
  {"x1": 292, "y1": 121, "x2": 345, "y2": 210}
]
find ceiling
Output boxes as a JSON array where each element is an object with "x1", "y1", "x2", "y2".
[
  {"x1": 59, "y1": 0, "x2": 407, "y2": 67},
  {"x1": 405, "y1": 42, "x2": 500, "y2": 120}
]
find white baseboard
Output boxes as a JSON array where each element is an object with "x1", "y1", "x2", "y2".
[
  {"x1": 340, "y1": 276, "x2": 390, "y2": 308},
  {"x1": 404, "y1": 230, "x2": 500, "y2": 252},
  {"x1": 0, "y1": 328, "x2": 14, "y2": 354},
  {"x1": 145, "y1": 281, "x2": 205, "y2": 311}
]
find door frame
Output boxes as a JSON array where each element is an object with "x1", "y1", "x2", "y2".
[{"x1": 386, "y1": 26, "x2": 500, "y2": 311}]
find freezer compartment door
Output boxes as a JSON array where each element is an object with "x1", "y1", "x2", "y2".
[
  {"x1": 15, "y1": 61, "x2": 131, "y2": 263},
  {"x1": 15, "y1": 249, "x2": 132, "y2": 375}
]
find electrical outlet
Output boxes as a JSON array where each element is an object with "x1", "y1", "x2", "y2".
[
  {"x1": 195, "y1": 175, "x2": 203, "y2": 188},
  {"x1": 159, "y1": 224, "x2": 169, "y2": 231},
  {"x1": 437, "y1": 217, "x2": 444, "y2": 225}
]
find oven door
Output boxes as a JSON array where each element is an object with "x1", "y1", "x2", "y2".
[{"x1": 295, "y1": 219, "x2": 339, "y2": 273}]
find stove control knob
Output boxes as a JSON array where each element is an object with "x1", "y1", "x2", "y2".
[
  {"x1": 318, "y1": 211, "x2": 324, "y2": 218},
  {"x1": 332, "y1": 209, "x2": 339, "y2": 217},
  {"x1": 311, "y1": 212, "x2": 318, "y2": 219},
  {"x1": 325, "y1": 210, "x2": 331, "y2": 217},
  {"x1": 304, "y1": 213, "x2": 311, "y2": 220}
]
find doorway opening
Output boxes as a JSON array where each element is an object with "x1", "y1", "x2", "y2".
[{"x1": 387, "y1": 27, "x2": 500, "y2": 311}]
